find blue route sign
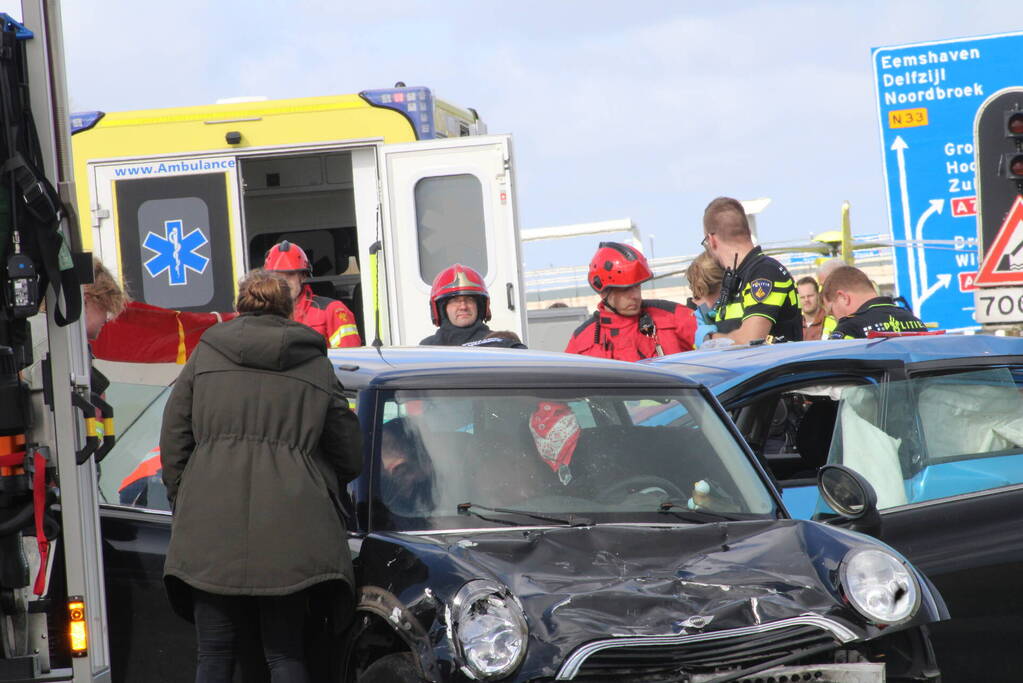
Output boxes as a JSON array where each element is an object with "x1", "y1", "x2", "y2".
[{"x1": 873, "y1": 31, "x2": 1023, "y2": 330}]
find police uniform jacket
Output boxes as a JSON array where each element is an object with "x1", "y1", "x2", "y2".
[
  {"x1": 564, "y1": 299, "x2": 696, "y2": 361},
  {"x1": 160, "y1": 313, "x2": 362, "y2": 619},
  {"x1": 713, "y1": 247, "x2": 802, "y2": 341},
  {"x1": 829, "y1": 297, "x2": 927, "y2": 339}
]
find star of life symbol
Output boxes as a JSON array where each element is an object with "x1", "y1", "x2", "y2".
[{"x1": 142, "y1": 219, "x2": 210, "y2": 286}]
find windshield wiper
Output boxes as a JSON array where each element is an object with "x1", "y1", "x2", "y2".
[
  {"x1": 657, "y1": 502, "x2": 738, "y2": 523},
  {"x1": 457, "y1": 502, "x2": 592, "y2": 527}
]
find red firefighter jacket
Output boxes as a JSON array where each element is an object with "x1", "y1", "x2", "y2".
[
  {"x1": 293, "y1": 285, "x2": 361, "y2": 348},
  {"x1": 564, "y1": 299, "x2": 696, "y2": 361}
]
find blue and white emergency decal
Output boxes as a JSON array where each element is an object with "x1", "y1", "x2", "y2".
[
  {"x1": 115, "y1": 173, "x2": 235, "y2": 312},
  {"x1": 143, "y1": 219, "x2": 210, "y2": 286}
]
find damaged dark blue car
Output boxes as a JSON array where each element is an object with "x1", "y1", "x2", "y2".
[{"x1": 334, "y1": 347, "x2": 945, "y2": 683}]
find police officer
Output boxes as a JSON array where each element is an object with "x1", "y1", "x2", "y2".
[
  {"x1": 264, "y1": 241, "x2": 362, "y2": 348},
  {"x1": 565, "y1": 242, "x2": 696, "y2": 360},
  {"x1": 821, "y1": 265, "x2": 927, "y2": 339},
  {"x1": 701, "y1": 197, "x2": 802, "y2": 342},
  {"x1": 420, "y1": 264, "x2": 494, "y2": 345}
]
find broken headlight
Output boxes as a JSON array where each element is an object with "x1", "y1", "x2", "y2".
[
  {"x1": 451, "y1": 579, "x2": 527, "y2": 679},
  {"x1": 840, "y1": 548, "x2": 919, "y2": 625}
]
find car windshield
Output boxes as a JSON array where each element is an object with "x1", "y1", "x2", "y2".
[
  {"x1": 369, "y1": 387, "x2": 779, "y2": 530},
  {"x1": 825, "y1": 367, "x2": 1023, "y2": 510}
]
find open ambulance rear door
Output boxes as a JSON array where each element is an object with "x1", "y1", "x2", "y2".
[
  {"x1": 379, "y1": 135, "x2": 526, "y2": 345},
  {"x1": 87, "y1": 156, "x2": 245, "y2": 313}
]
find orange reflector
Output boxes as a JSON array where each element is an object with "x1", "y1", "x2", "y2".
[{"x1": 68, "y1": 597, "x2": 87, "y2": 656}]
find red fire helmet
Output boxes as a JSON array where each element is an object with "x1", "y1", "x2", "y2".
[
  {"x1": 587, "y1": 242, "x2": 652, "y2": 293},
  {"x1": 263, "y1": 241, "x2": 311, "y2": 273},
  {"x1": 429, "y1": 264, "x2": 491, "y2": 326}
]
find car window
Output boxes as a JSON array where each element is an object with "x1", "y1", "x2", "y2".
[
  {"x1": 827, "y1": 367, "x2": 1023, "y2": 510},
  {"x1": 370, "y1": 388, "x2": 778, "y2": 531},
  {"x1": 99, "y1": 382, "x2": 172, "y2": 511}
]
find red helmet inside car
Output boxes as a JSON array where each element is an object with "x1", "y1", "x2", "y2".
[
  {"x1": 429, "y1": 264, "x2": 491, "y2": 326},
  {"x1": 263, "y1": 241, "x2": 311, "y2": 273},
  {"x1": 587, "y1": 242, "x2": 652, "y2": 293}
]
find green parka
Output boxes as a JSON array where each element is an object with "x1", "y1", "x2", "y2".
[{"x1": 159, "y1": 313, "x2": 362, "y2": 618}]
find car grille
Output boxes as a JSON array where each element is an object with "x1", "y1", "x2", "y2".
[{"x1": 556, "y1": 615, "x2": 858, "y2": 680}]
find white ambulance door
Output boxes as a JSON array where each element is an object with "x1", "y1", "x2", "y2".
[
  {"x1": 380, "y1": 135, "x2": 525, "y2": 345},
  {"x1": 89, "y1": 156, "x2": 245, "y2": 313}
]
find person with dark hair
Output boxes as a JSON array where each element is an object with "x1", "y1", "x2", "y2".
[
  {"x1": 420, "y1": 264, "x2": 493, "y2": 346},
  {"x1": 264, "y1": 240, "x2": 361, "y2": 348},
  {"x1": 701, "y1": 197, "x2": 802, "y2": 343},
  {"x1": 820, "y1": 265, "x2": 926, "y2": 339},
  {"x1": 565, "y1": 242, "x2": 695, "y2": 360},
  {"x1": 796, "y1": 276, "x2": 828, "y2": 341},
  {"x1": 378, "y1": 418, "x2": 436, "y2": 518},
  {"x1": 159, "y1": 268, "x2": 363, "y2": 683}
]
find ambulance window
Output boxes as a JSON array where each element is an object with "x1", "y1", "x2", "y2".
[{"x1": 414, "y1": 174, "x2": 487, "y2": 284}]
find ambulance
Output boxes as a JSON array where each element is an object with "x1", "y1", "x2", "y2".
[{"x1": 70, "y1": 86, "x2": 526, "y2": 346}]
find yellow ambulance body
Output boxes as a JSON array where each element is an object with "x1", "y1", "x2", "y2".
[{"x1": 70, "y1": 86, "x2": 525, "y2": 345}]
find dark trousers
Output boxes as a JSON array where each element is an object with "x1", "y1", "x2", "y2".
[{"x1": 193, "y1": 589, "x2": 310, "y2": 683}]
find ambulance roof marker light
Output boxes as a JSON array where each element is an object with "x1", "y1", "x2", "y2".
[
  {"x1": 70, "y1": 111, "x2": 105, "y2": 135},
  {"x1": 359, "y1": 85, "x2": 436, "y2": 140},
  {"x1": 0, "y1": 14, "x2": 34, "y2": 40}
]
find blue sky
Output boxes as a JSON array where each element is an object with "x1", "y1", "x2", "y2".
[{"x1": 57, "y1": 1, "x2": 1020, "y2": 270}]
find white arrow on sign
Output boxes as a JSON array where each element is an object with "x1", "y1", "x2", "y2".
[
  {"x1": 918, "y1": 272, "x2": 951, "y2": 309},
  {"x1": 914, "y1": 198, "x2": 944, "y2": 288},
  {"x1": 891, "y1": 136, "x2": 919, "y2": 306}
]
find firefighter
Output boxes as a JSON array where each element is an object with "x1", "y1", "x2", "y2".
[
  {"x1": 420, "y1": 264, "x2": 494, "y2": 345},
  {"x1": 821, "y1": 265, "x2": 927, "y2": 339},
  {"x1": 565, "y1": 242, "x2": 696, "y2": 360},
  {"x1": 263, "y1": 241, "x2": 361, "y2": 348},
  {"x1": 701, "y1": 197, "x2": 802, "y2": 343}
]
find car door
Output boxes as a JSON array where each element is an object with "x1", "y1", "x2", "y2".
[
  {"x1": 715, "y1": 360, "x2": 897, "y2": 517},
  {"x1": 379, "y1": 135, "x2": 526, "y2": 345},
  {"x1": 863, "y1": 362, "x2": 1023, "y2": 682}
]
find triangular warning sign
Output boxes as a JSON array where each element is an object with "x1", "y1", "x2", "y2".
[{"x1": 975, "y1": 194, "x2": 1023, "y2": 286}]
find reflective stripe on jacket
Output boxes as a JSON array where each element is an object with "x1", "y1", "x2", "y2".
[{"x1": 293, "y1": 285, "x2": 361, "y2": 348}]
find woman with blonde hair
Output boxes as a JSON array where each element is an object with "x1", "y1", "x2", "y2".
[
  {"x1": 83, "y1": 258, "x2": 127, "y2": 340},
  {"x1": 160, "y1": 269, "x2": 362, "y2": 683}
]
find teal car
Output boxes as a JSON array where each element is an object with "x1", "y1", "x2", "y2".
[{"x1": 651, "y1": 334, "x2": 1023, "y2": 682}]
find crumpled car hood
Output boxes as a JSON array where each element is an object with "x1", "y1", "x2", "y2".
[
  {"x1": 365, "y1": 519, "x2": 942, "y2": 681},
  {"x1": 442, "y1": 520, "x2": 849, "y2": 642}
]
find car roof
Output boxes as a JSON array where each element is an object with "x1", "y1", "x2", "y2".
[
  {"x1": 328, "y1": 346, "x2": 703, "y2": 391},
  {"x1": 649, "y1": 334, "x2": 1023, "y2": 393}
]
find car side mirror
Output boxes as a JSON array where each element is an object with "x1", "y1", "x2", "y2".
[{"x1": 817, "y1": 464, "x2": 882, "y2": 538}]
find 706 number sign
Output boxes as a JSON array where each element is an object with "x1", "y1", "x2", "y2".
[{"x1": 975, "y1": 287, "x2": 1023, "y2": 324}]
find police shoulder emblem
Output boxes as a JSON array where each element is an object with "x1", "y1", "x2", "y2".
[{"x1": 750, "y1": 278, "x2": 773, "y2": 302}]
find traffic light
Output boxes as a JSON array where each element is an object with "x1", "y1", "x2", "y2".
[
  {"x1": 974, "y1": 90, "x2": 1023, "y2": 268},
  {"x1": 1001, "y1": 109, "x2": 1023, "y2": 181}
]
